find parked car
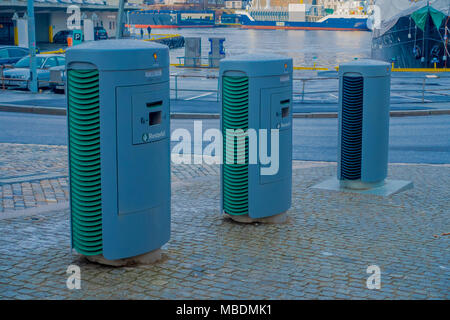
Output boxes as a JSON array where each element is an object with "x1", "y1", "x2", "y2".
[
  {"x1": 0, "y1": 46, "x2": 29, "y2": 67},
  {"x1": 94, "y1": 26, "x2": 108, "y2": 40},
  {"x1": 2, "y1": 54, "x2": 65, "y2": 90},
  {"x1": 53, "y1": 29, "x2": 85, "y2": 45},
  {"x1": 49, "y1": 65, "x2": 66, "y2": 93},
  {"x1": 53, "y1": 30, "x2": 73, "y2": 44}
]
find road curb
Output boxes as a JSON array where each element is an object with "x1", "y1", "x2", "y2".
[
  {"x1": 389, "y1": 109, "x2": 450, "y2": 117},
  {"x1": 0, "y1": 202, "x2": 69, "y2": 221},
  {"x1": 1, "y1": 103, "x2": 450, "y2": 118},
  {"x1": 0, "y1": 104, "x2": 66, "y2": 116},
  {"x1": 293, "y1": 113, "x2": 337, "y2": 118},
  {"x1": 171, "y1": 113, "x2": 220, "y2": 119}
]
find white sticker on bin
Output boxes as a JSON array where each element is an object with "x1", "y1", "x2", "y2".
[
  {"x1": 145, "y1": 69, "x2": 162, "y2": 78},
  {"x1": 280, "y1": 75, "x2": 290, "y2": 82}
]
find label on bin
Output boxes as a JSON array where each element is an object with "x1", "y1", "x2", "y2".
[
  {"x1": 142, "y1": 130, "x2": 166, "y2": 143},
  {"x1": 280, "y1": 75, "x2": 290, "y2": 82},
  {"x1": 145, "y1": 69, "x2": 162, "y2": 78}
]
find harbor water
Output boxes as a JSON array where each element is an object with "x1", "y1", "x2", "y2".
[
  {"x1": 158, "y1": 27, "x2": 372, "y2": 68},
  {"x1": 40, "y1": 28, "x2": 372, "y2": 68}
]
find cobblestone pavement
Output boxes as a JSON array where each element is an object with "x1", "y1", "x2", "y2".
[
  {"x1": 0, "y1": 143, "x2": 218, "y2": 213},
  {"x1": 0, "y1": 143, "x2": 68, "y2": 212},
  {"x1": 0, "y1": 154, "x2": 448, "y2": 299}
]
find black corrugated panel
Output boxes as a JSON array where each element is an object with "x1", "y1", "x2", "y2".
[{"x1": 340, "y1": 76, "x2": 363, "y2": 180}]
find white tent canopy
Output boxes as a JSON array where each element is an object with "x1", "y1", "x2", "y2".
[{"x1": 373, "y1": 0, "x2": 450, "y2": 34}]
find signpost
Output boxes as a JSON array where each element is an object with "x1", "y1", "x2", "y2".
[
  {"x1": 27, "y1": 0, "x2": 37, "y2": 93},
  {"x1": 116, "y1": 0, "x2": 126, "y2": 39}
]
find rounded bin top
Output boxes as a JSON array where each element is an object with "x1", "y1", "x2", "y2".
[
  {"x1": 66, "y1": 39, "x2": 169, "y2": 71},
  {"x1": 220, "y1": 53, "x2": 292, "y2": 78},
  {"x1": 339, "y1": 59, "x2": 391, "y2": 78}
]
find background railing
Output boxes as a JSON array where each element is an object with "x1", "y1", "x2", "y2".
[
  {"x1": 2, "y1": 66, "x2": 450, "y2": 106},
  {"x1": 169, "y1": 73, "x2": 450, "y2": 105}
]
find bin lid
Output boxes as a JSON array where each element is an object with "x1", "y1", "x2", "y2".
[
  {"x1": 220, "y1": 54, "x2": 292, "y2": 78},
  {"x1": 339, "y1": 59, "x2": 391, "y2": 78},
  {"x1": 66, "y1": 39, "x2": 169, "y2": 71}
]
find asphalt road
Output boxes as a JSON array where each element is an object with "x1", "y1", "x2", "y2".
[{"x1": 1, "y1": 111, "x2": 449, "y2": 164}]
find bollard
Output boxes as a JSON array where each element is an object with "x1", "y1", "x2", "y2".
[
  {"x1": 208, "y1": 37, "x2": 225, "y2": 68},
  {"x1": 184, "y1": 37, "x2": 201, "y2": 67}
]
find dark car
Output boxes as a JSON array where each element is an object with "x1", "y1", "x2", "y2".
[
  {"x1": 53, "y1": 30, "x2": 72, "y2": 44},
  {"x1": 94, "y1": 27, "x2": 108, "y2": 40},
  {"x1": 0, "y1": 46, "x2": 29, "y2": 67},
  {"x1": 53, "y1": 30, "x2": 83, "y2": 44}
]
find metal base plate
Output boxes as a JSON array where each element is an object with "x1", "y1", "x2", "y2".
[
  {"x1": 85, "y1": 249, "x2": 163, "y2": 267},
  {"x1": 311, "y1": 178, "x2": 414, "y2": 197},
  {"x1": 224, "y1": 211, "x2": 288, "y2": 224}
]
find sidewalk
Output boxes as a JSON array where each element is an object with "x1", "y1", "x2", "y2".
[
  {"x1": 0, "y1": 143, "x2": 217, "y2": 213},
  {"x1": 1, "y1": 90, "x2": 450, "y2": 116},
  {"x1": 0, "y1": 142, "x2": 449, "y2": 299}
]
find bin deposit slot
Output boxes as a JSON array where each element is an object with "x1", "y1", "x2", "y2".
[
  {"x1": 146, "y1": 101, "x2": 163, "y2": 108},
  {"x1": 149, "y1": 111, "x2": 162, "y2": 126}
]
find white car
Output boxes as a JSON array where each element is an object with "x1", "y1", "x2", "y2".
[
  {"x1": 2, "y1": 54, "x2": 65, "y2": 90},
  {"x1": 49, "y1": 65, "x2": 66, "y2": 93}
]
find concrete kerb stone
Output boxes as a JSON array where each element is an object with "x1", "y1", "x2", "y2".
[
  {"x1": 0, "y1": 202, "x2": 69, "y2": 220},
  {"x1": 0, "y1": 104, "x2": 66, "y2": 116}
]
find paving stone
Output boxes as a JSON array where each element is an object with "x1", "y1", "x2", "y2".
[{"x1": 0, "y1": 143, "x2": 449, "y2": 299}]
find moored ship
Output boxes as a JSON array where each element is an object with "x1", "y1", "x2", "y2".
[
  {"x1": 370, "y1": 0, "x2": 450, "y2": 68},
  {"x1": 128, "y1": 2, "x2": 368, "y2": 31},
  {"x1": 129, "y1": 9, "x2": 216, "y2": 28},
  {"x1": 237, "y1": 1, "x2": 369, "y2": 31}
]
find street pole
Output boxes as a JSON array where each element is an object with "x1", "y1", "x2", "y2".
[
  {"x1": 127, "y1": 10, "x2": 130, "y2": 31},
  {"x1": 27, "y1": 0, "x2": 38, "y2": 93},
  {"x1": 116, "y1": 0, "x2": 125, "y2": 39}
]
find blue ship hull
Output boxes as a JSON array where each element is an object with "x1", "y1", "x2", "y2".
[
  {"x1": 129, "y1": 10, "x2": 216, "y2": 28},
  {"x1": 240, "y1": 15, "x2": 369, "y2": 31},
  {"x1": 372, "y1": 12, "x2": 450, "y2": 68}
]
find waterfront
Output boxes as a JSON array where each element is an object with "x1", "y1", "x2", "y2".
[
  {"x1": 129, "y1": 27, "x2": 371, "y2": 68},
  {"x1": 38, "y1": 28, "x2": 372, "y2": 67}
]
